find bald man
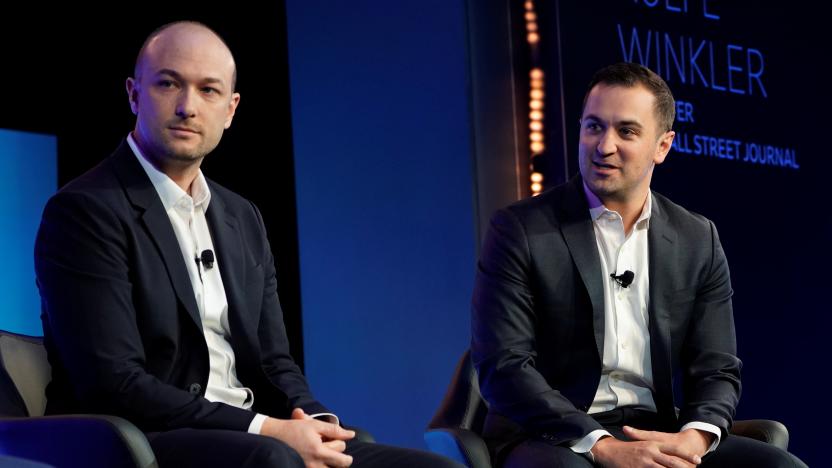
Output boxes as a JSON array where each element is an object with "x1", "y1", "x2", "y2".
[{"x1": 35, "y1": 21, "x2": 461, "y2": 468}]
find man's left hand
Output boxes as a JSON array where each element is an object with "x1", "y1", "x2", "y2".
[{"x1": 623, "y1": 426, "x2": 714, "y2": 467}]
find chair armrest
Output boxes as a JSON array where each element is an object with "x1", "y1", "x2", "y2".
[
  {"x1": 730, "y1": 419, "x2": 789, "y2": 451},
  {"x1": 425, "y1": 427, "x2": 492, "y2": 468},
  {"x1": 0, "y1": 415, "x2": 157, "y2": 468}
]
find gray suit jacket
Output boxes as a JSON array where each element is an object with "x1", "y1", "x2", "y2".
[{"x1": 471, "y1": 175, "x2": 741, "y2": 454}]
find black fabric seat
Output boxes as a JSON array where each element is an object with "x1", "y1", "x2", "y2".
[{"x1": 0, "y1": 329, "x2": 158, "y2": 468}]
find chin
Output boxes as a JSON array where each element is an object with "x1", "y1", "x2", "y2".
[
  {"x1": 173, "y1": 152, "x2": 205, "y2": 162},
  {"x1": 163, "y1": 146, "x2": 202, "y2": 161},
  {"x1": 586, "y1": 180, "x2": 616, "y2": 197}
]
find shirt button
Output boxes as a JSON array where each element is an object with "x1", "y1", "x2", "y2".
[
  {"x1": 620, "y1": 342, "x2": 628, "y2": 350},
  {"x1": 188, "y1": 383, "x2": 202, "y2": 394}
]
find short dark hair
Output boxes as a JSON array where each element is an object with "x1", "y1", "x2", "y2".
[
  {"x1": 582, "y1": 62, "x2": 675, "y2": 133},
  {"x1": 134, "y1": 20, "x2": 237, "y2": 90}
]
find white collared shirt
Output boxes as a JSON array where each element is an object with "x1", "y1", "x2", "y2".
[
  {"x1": 587, "y1": 186, "x2": 655, "y2": 414},
  {"x1": 127, "y1": 134, "x2": 266, "y2": 434},
  {"x1": 570, "y1": 183, "x2": 720, "y2": 457}
]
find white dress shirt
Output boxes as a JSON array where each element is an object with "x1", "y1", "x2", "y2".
[
  {"x1": 128, "y1": 134, "x2": 267, "y2": 434},
  {"x1": 570, "y1": 183, "x2": 720, "y2": 457}
]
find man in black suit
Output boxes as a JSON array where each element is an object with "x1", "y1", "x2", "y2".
[
  {"x1": 35, "y1": 20, "x2": 460, "y2": 468},
  {"x1": 471, "y1": 62, "x2": 805, "y2": 467}
]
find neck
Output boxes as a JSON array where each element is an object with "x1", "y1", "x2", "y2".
[
  {"x1": 159, "y1": 164, "x2": 200, "y2": 195},
  {"x1": 601, "y1": 191, "x2": 649, "y2": 235},
  {"x1": 132, "y1": 132, "x2": 201, "y2": 194}
]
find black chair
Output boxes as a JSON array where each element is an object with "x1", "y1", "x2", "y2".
[
  {"x1": 0, "y1": 329, "x2": 157, "y2": 468},
  {"x1": 425, "y1": 349, "x2": 789, "y2": 467}
]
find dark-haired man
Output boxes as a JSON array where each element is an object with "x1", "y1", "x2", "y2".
[{"x1": 471, "y1": 62, "x2": 806, "y2": 467}]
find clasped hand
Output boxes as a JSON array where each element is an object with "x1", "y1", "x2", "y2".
[
  {"x1": 591, "y1": 426, "x2": 712, "y2": 468},
  {"x1": 260, "y1": 408, "x2": 356, "y2": 467}
]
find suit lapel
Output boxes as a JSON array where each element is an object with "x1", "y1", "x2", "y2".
[
  {"x1": 647, "y1": 194, "x2": 677, "y2": 414},
  {"x1": 558, "y1": 178, "x2": 606, "y2": 360},
  {"x1": 110, "y1": 141, "x2": 202, "y2": 330},
  {"x1": 205, "y1": 189, "x2": 255, "y2": 346}
]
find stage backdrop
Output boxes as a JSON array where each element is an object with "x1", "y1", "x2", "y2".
[
  {"x1": 529, "y1": 1, "x2": 825, "y2": 463},
  {"x1": 286, "y1": 0, "x2": 475, "y2": 449},
  {"x1": 0, "y1": 129, "x2": 57, "y2": 336}
]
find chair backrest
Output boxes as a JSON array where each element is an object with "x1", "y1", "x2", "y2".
[
  {"x1": 0, "y1": 330, "x2": 49, "y2": 417},
  {"x1": 427, "y1": 349, "x2": 488, "y2": 433}
]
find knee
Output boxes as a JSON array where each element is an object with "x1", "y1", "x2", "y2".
[
  {"x1": 758, "y1": 446, "x2": 806, "y2": 468},
  {"x1": 248, "y1": 437, "x2": 304, "y2": 468}
]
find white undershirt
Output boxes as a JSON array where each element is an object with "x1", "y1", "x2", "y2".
[
  {"x1": 570, "y1": 183, "x2": 720, "y2": 457},
  {"x1": 128, "y1": 134, "x2": 267, "y2": 434}
]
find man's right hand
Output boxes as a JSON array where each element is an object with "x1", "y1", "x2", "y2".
[
  {"x1": 591, "y1": 435, "x2": 702, "y2": 468},
  {"x1": 260, "y1": 408, "x2": 355, "y2": 467}
]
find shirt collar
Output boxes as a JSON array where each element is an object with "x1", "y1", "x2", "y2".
[
  {"x1": 582, "y1": 180, "x2": 652, "y2": 229},
  {"x1": 127, "y1": 133, "x2": 211, "y2": 212}
]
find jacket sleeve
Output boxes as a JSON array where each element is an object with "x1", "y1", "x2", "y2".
[
  {"x1": 677, "y1": 221, "x2": 741, "y2": 435},
  {"x1": 249, "y1": 202, "x2": 329, "y2": 416},
  {"x1": 471, "y1": 208, "x2": 602, "y2": 445},
  {"x1": 35, "y1": 191, "x2": 255, "y2": 432}
]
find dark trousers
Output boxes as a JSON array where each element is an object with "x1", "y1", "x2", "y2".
[
  {"x1": 501, "y1": 409, "x2": 808, "y2": 468},
  {"x1": 147, "y1": 428, "x2": 464, "y2": 468}
]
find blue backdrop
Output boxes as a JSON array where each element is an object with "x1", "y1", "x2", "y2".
[
  {"x1": 0, "y1": 128, "x2": 57, "y2": 336},
  {"x1": 286, "y1": 0, "x2": 475, "y2": 449}
]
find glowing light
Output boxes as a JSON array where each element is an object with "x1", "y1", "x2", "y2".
[{"x1": 525, "y1": 0, "x2": 544, "y2": 197}]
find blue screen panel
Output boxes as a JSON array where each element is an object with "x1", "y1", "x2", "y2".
[{"x1": 0, "y1": 128, "x2": 57, "y2": 336}]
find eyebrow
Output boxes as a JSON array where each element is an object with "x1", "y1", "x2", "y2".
[
  {"x1": 155, "y1": 68, "x2": 226, "y2": 88},
  {"x1": 582, "y1": 114, "x2": 644, "y2": 128}
]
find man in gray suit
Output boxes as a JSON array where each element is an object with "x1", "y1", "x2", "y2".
[{"x1": 471, "y1": 62, "x2": 805, "y2": 467}]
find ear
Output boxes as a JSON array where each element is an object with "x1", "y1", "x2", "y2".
[
  {"x1": 126, "y1": 77, "x2": 139, "y2": 115},
  {"x1": 653, "y1": 130, "x2": 675, "y2": 165},
  {"x1": 224, "y1": 92, "x2": 241, "y2": 129}
]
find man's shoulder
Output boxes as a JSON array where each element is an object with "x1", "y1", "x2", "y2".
[
  {"x1": 205, "y1": 178, "x2": 260, "y2": 218},
  {"x1": 651, "y1": 191, "x2": 715, "y2": 233},
  {"x1": 48, "y1": 158, "x2": 122, "y2": 214},
  {"x1": 54, "y1": 141, "x2": 131, "y2": 198},
  {"x1": 497, "y1": 178, "x2": 580, "y2": 226}
]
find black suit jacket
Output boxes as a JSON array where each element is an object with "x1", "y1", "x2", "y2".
[
  {"x1": 35, "y1": 141, "x2": 328, "y2": 432},
  {"x1": 471, "y1": 176, "x2": 741, "y2": 452}
]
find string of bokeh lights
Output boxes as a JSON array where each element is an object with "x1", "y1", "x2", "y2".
[{"x1": 525, "y1": 0, "x2": 545, "y2": 196}]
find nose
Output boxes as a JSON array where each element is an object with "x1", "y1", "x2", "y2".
[
  {"x1": 596, "y1": 129, "x2": 617, "y2": 157},
  {"x1": 175, "y1": 88, "x2": 197, "y2": 119}
]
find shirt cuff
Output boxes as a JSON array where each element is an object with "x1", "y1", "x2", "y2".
[
  {"x1": 309, "y1": 412, "x2": 340, "y2": 426},
  {"x1": 569, "y1": 429, "x2": 611, "y2": 462},
  {"x1": 680, "y1": 421, "x2": 721, "y2": 453},
  {"x1": 247, "y1": 413, "x2": 268, "y2": 434}
]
